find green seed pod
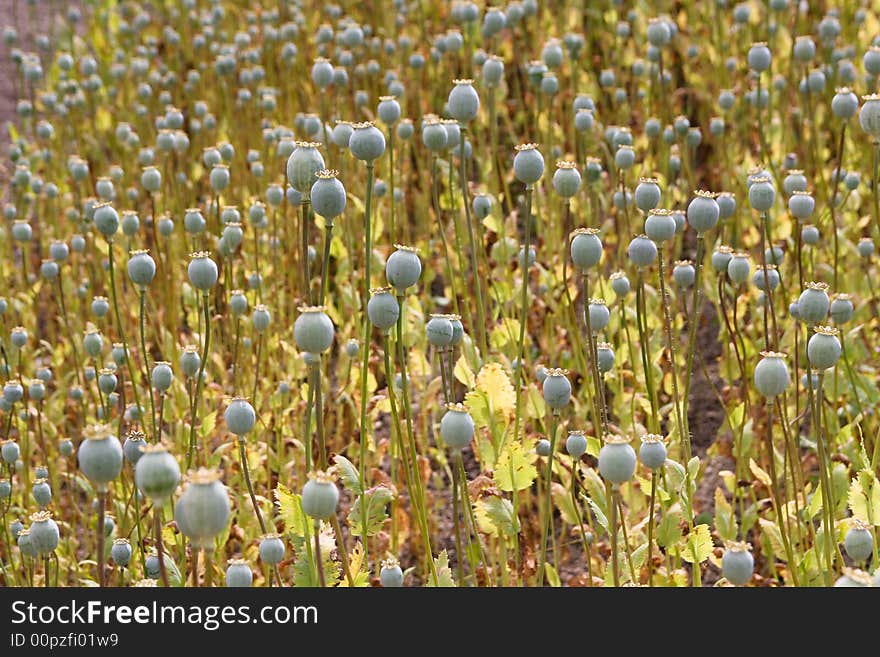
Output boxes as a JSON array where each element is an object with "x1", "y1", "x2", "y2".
[
  {"x1": 426, "y1": 314, "x2": 454, "y2": 347},
  {"x1": 513, "y1": 143, "x2": 544, "y2": 185},
  {"x1": 807, "y1": 326, "x2": 841, "y2": 370},
  {"x1": 301, "y1": 470, "x2": 339, "y2": 519},
  {"x1": 294, "y1": 305, "x2": 335, "y2": 354},
  {"x1": 565, "y1": 430, "x2": 588, "y2": 459},
  {"x1": 638, "y1": 434, "x2": 667, "y2": 471},
  {"x1": 286, "y1": 141, "x2": 325, "y2": 194},
  {"x1": 843, "y1": 520, "x2": 873, "y2": 563},
  {"x1": 28, "y1": 511, "x2": 60, "y2": 555},
  {"x1": 380, "y1": 557, "x2": 404, "y2": 587},
  {"x1": 385, "y1": 244, "x2": 422, "y2": 293},
  {"x1": 753, "y1": 351, "x2": 789, "y2": 397},
  {"x1": 367, "y1": 287, "x2": 399, "y2": 331},
  {"x1": 447, "y1": 79, "x2": 480, "y2": 123},
  {"x1": 225, "y1": 558, "x2": 253, "y2": 587},
  {"x1": 174, "y1": 468, "x2": 230, "y2": 549},
  {"x1": 187, "y1": 251, "x2": 218, "y2": 291},
  {"x1": 722, "y1": 541, "x2": 754, "y2": 586},
  {"x1": 135, "y1": 444, "x2": 181, "y2": 500},
  {"x1": 440, "y1": 403, "x2": 475, "y2": 450},
  {"x1": 598, "y1": 434, "x2": 637, "y2": 483},
  {"x1": 542, "y1": 368, "x2": 571, "y2": 409},
  {"x1": 552, "y1": 160, "x2": 581, "y2": 198},
  {"x1": 310, "y1": 169, "x2": 346, "y2": 219},
  {"x1": 570, "y1": 228, "x2": 602, "y2": 270},
  {"x1": 78, "y1": 424, "x2": 123, "y2": 491}
]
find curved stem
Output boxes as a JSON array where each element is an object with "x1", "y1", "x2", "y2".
[
  {"x1": 537, "y1": 411, "x2": 559, "y2": 586},
  {"x1": 239, "y1": 437, "x2": 266, "y2": 534},
  {"x1": 187, "y1": 293, "x2": 211, "y2": 469},
  {"x1": 154, "y1": 505, "x2": 169, "y2": 587},
  {"x1": 357, "y1": 162, "x2": 375, "y2": 566},
  {"x1": 512, "y1": 185, "x2": 533, "y2": 447},
  {"x1": 139, "y1": 290, "x2": 156, "y2": 441},
  {"x1": 459, "y1": 126, "x2": 488, "y2": 359}
]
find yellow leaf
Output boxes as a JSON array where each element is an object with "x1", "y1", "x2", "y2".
[
  {"x1": 494, "y1": 441, "x2": 537, "y2": 492},
  {"x1": 454, "y1": 355, "x2": 475, "y2": 387},
  {"x1": 680, "y1": 523, "x2": 713, "y2": 564},
  {"x1": 848, "y1": 470, "x2": 880, "y2": 525},
  {"x1": 749, "y1": 458, "x2": 772, "y2": 488},
  {"x1": 476, "y1": 362, "x2": 515, "y2": 419}
]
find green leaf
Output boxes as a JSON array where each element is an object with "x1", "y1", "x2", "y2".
[
  {"x1": 657, "y1": 505, "x2": 683, "y2": 550},
  {"x1": 665, "y1": 459, "x2": 687, "y2": 493},
  {"x1": 333, "y1": 454, "x2": 362, "y2": 495},
  {"x1": 758, "y1": 518, "x2": 788, "y2": 562},
  {"x1": 749, "y1": 458, "x2": 772, "y2": 488},
  {"x1": 477, "y1": 495, "x2": 519, "y2": 538},
  {"x1": 680, "y1": 523, "x2": 713, "y2": 564},
  {"x1": 714, "y1": 487, "x2": 738, "y2": 543},
  {"x1": 348, "y1": 486, "x2": 393, "y2": 537},
  {"x1": 808, "y1": 486, "x2": 823, "y2": 519},
  {"x1": 426, "y1": 550, "x2": 456, "y2": 587},
  {"x1": 551, "y1": 482, "x2": 579, "y2": 525},
  {"x1": 494, "y1": 441, "x2": 537, "y2": 492},
  {"x1": 586, "y1": 497, "x2": 609, "y2": 533},
  {"x1": 545, "y1": 563, "x2": 561, "y2": 587},
  {"x1": 274, "y1": 483, "x2": 309, "y2": 538},
  {"x1": 454, "y1": 355, "x2": 476, "y2": 388},
  {"x1": 687, "y1": 456, "x2": 701, "y2": 481},
  {"x1": 848, "y1": 469, "x2": 880, "y2": 525},
  {"x1": 200, "y1": 411, "x2": 217, "y2": 438}
]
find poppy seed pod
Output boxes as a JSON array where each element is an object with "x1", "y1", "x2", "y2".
[
  {"x1": 807, "y1": 326, "x2": 841, "y2": 370},
  {"x1": 596, "y1": 342, "x2": 615, "y2": 373},
  {"x1": 3, "y1": 380, "x2": 23, "y2": 403},
  {"x1": 229, "y1": 290, "x2": 248, "y2": 316},
  {"x1": 141, "y1": 166, "x2": 162, "y2": 193},
  {"x1": 797, "y1": 282, "x2": 830, "y2": 323},
  {"x1": 187, "y1": 252, "x2": 218, "y2": 291},
  {"x1": 98, "y1": 368, "x2": 117, "y2": 395},
  {"x1": 472, "y1": 193, "x2": 493, "y2": 219},
  {"x1": 28, "y1": 511, "x2": 60, "y2": 555},
  {"x1": 447, "y1": 79, "x2": 480, "y2": 123},
  {"x1": 722, "y1": 541, "x2": 754, "y2": 586},
  {"x1": 112, "y1": 538, "x2": 132, "y2": 567},
  {"x1": 646, "y1": 18, "x2": 671, "y2": 47},
  {"x1": 426, "y1": 314, "x2": 454, "y2": 347},
  {"x1": 224, "y1": 397, "x2": 256, "y2": 436},
  {"x1": 747, "y1": 42, "x2": 771, "y2": 72},
  {"x1": 180, "y1": 345, "x2": 201, "y2": 379},
  {"x1": 294, "y1": 305, "x2": 335, "y2": 354},
  {"x1": 788, "y1": 191, "x2": 815, "y2": 220},
  {"x1": 634, "y1": 177, "x2": 661, "y2": 212},
  {"x1": 93, "y1": 203, "x2": 119, "y2": 238},
  {"x1": 440, "y1": 403, "x2": 475, "y2": 450},
  {"x1": 711, "y1": 245, "x2": 733, "y2": 272},
  {"x1": 259, "y1": 534, "x2": 286, "y2": 565},
  {"x1": 536, "y1": 439, "x2": 551, "y2": 457},
  {"x1": 727, "y1": 252, "x2": 751, "y2": 285},
  {"x1": 610, "y1": 271, "x2": 630, "y2": 297},
  {"x1": 332, "y1": 121, "x2": 354, "y2": 149},
  {"x1": 174, "y1": 468, "x2": 230, "y2": 549},
  {"x1": 686, "y1": 190, "x2": 720, "y2": 233},
  {"x1": 565, "y1": 430, "x2": 588, "y2": 459},
  {"x1": 349, "y1": 122, "x2": 386, "y2": 161},
  {"x1": 310, "y1": 170, "x2": 346, "y2": 220},
  {"x1": 286, "y1": 142, "x2": 325, "y2": 195},
  {"x1": 78, "y1": 424, "x2": 123, "y2": 491},
  {"x1": 860, "y1": 94, "x2": 880, "y2": 137},
  {"x1": 482, "y1": 55, "x2": 504, "y2": 87},
  {"x1": 843, "y1": 520, "x2": 873, "y2": 562},
  {"x1": 542, "y1": 368, "x2": 572, "y2": 409},
  {"x1": 135, "y1": 444, "x2": 181, "y2": 500},
  {"x1": 377, "y1": 95, "x2": 401, "y2": 126},
  {"x1": 367, "y1": 287, "x2": 400, "y2": 331},
  {"x1": 127, "y1": 249, "x2": 156, "y2": 288},
  {"x1": 645, "y1": 208, "x2": 676, "y2": 243},
  {"x1": 513, "y1": 143, "x2": 544, "y2": 184},
  {"x1": 832, "y1": 87, "x2": 858, "y2": 120},
  {"x1": 184, "y1": 208, "x2": 206, "y2": 234},
  {"x1": 752, "y1": 265, "x2": 779, "y2": 292},
  {"x1": 449, "y1": 315, "x2": 464, "y2": 345},
  {"x1": 311, "y1": 57, "x2": 333, "y2": 89},
  {"x1": 673, "y1": 260, "x2": 696, "y2": 288},
  {"x1": 598, "y1": 434, "x2": 637, "y2": 483},
  {"x1": 552, "y1": 161, "x2": 581, "y2": 198},
  {"x1": 380, "y1": 557, "x2": 404, "y2": 587},
  {"x1": 753, "y1": 351, "x2": 789, "y2": 397},
  {"x1": 386, "y1": 244, "x2": 422, "y2": 293},
  {"x1": 628, "y1": 235, "x2": 657, "y2": 267},
  {"x1": 252, "y1": 305, "x2": 271, "y2": 332},
  {"x1": 830, "y1": 293, "x2": 854, "y2": 324},
  {"x1": 123, "y1": 430, "x2": 147, "y2": 464},
  {"x1": 588, "y1": 299, "x2": 610, "y2": 332},
  {"x1": 748, "y1": 177, "x2": 775, "y2": 212},
  {"x1": 32, "y1": 479, "x2": 51, "y2": 507},
  {"x1": 639, "y1": 434, "x2": 667, "y2": 471},
  {"x1": 421, "y1": 116, "x2": 448, "y2": 152},
  {"x1": 301, "y1": 470, "x2": 339, "y2": 519},
  {"x1": 226, "y1": 558, "x2": 253, "y2": 587},
  {"x1": 570, "y1": 228, "x2": 602, "y2": 270}
]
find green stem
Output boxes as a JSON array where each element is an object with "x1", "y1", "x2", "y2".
[
  {"x1": 459, "y1": 126, "x2": 488, "y2": 359},
  {"x1": 537, "y1": 411, "x2": 559, "y2": 586},
  {"x1": 139, "y1": 290, "x2": 156, "y2": 441},
  {"x1": 512, "y1": 185, "x2": 533, "y2": 447},
  {"x1": 187, "y1": 294, "x2": 211, "y2": 470}
]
